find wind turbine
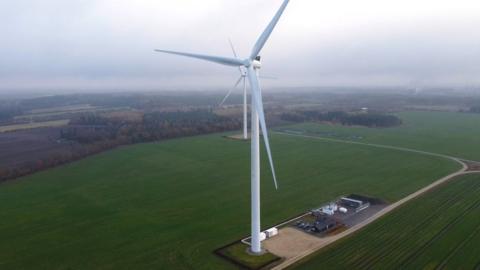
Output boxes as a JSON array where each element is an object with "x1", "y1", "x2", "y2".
[
  {"x1": 155, "y1": 0, "x2": 290, "y2": 254},
  {"x1": 219, "y1": 39, "x2": 279, "y2": 140},
  {"x1": 218, "y1": 39, "x2": 249, "y2": 140}
]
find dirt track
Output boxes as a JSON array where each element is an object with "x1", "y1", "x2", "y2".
[{"x1": 269, "y1": 131, "x2": 480, "y2": 270}]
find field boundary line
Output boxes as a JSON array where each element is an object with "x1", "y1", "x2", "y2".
[{"x1": 273, "y1": 131, "x2": 474, "y2": 166}]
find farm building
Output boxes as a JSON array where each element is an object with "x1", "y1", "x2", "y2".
[
  {"x1": 265, "y1": 227, "x2": 278, "y2": 238},
  {"x1": 311, "y1": 203, "x2": 338, "y2": 216},
  {"x1": 340, "y1": 197, "x2": 370, "y2": 212},
  {"x1": 314, "y1": 216, "x2": 338, "y2": 233}
]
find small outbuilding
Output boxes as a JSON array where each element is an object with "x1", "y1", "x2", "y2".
[
  {"x1": 314, "y1": 218, "x2": 337, "y2": 233},
  {"x1": 340, "y1": 197, "x2": 370, "y2": 212},
  {"x1": 265, "y1": 227, "x2": 278, "y2": 238}
]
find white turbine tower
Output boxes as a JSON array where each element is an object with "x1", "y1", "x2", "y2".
[
  {"x1": 218, "y1": 39, "x2": 249, "y2": 140},
  {"x1": 219, "y1": 39, "x2": 278, "y2": 140},
  {"x1": 155, "y1": 0, "x2": 289, "y2": 254}
]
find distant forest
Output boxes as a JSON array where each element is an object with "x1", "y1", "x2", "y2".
[
  {"x1": 61, "y1": 109, "x2": 241, "y2": 144},
  {"x1": 0, "y1": 107, "x2": 403, "y2": 182},
  {"x1": 0, "y1": 93, "x2": 225, "y2": 124},
  {"x1": 281, "y1": 111, "x2": 402, "y2": 128},
  {"x1": 469, "y1": 105, "x2": 480, "y2": 113},
  {"x1": 8, "y1": 90, "x2": 480, "y2": 182},
  {"x1": 0, "y1": 105, "x2": 22, "y2": 123},
  {"x1": 0, "y1": 109, "x2": 241, "y2": 182}
]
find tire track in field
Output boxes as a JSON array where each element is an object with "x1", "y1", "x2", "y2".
[
  {"x1": 351, "y1": 181, "x2": 468, "y2": 269},
  {"x1": 357, "y1": 180, "x2": 477, "y2": 269},
  {"x1": 386, "y1": 179, "x2": 480, "y2": 268},
  {"x1": 270, "y1": 131, "x2": 480, "y2": 270},
  {"x1": 437, "y1": 221, "x2": 480, "y2": 270},
  {"x1": 398, "y1": 195, "x2": 480, "y2": 268},
  {"x1": 356, "y1": 182, "x2": 476, "y2": 270},
  {"x1": 274, "y1": 131, "x2": 469, "y2": 167}
]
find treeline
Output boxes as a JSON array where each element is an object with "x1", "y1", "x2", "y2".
[
  {"x1": 0, "y1": 104, "x2": 22, "y2": 123},
  {"x1": 0, "y1": 92, "x2": 226, "y2": 124},
  {"x1": 0, "y1": 142, "x2": 117, "y2": 182},
  {"x1": 14, "y1": 93, "x2": 223, "y2": 112},
  {"x1": 61, "y1": 109, "x2": 241, "y2": 146},
  {"x1": 0, "y1": 109, "x2": 241, "y2": 183},
  {"x1": 469, "y1": 106, "x2": 480, "y2": 113},
  {"x1": 281, "y1": 110, "x2": 402, "y2": 128}
]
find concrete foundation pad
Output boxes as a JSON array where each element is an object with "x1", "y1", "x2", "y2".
[{"x1": 225, "y1": 134, "x2": 250, "y2": 140}]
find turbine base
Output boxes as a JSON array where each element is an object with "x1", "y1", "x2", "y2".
[
  {"x1": 224, "y1": 134, "x2": 251, "y2": 141},
  {"x1": 246, "y1": 247, "x2": 267, "y2": 256}
]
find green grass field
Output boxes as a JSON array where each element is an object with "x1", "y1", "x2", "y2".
[
  {"x1": 293, "y1": 173, "x2": 480, "y2": 270},
  {"x1": 279, "y1": 111, "x2": 480, "y2": 160},
  {"x1": 0, "y1": 128, "x2": 458, "y2": 269}
]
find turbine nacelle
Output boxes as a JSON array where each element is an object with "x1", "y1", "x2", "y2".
[
  {"x1": 243, "y1": 56, "x2": 261, "y2": 69},
  {"x1": 252, "y1": 60, "x2": 262, "y2": 70}
]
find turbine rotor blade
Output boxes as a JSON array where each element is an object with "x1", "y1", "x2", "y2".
[
  {"x1": 228, "y1": 38, "x2": 244, "y2": 76},
  {"x1": 259, "y1": 75, "x2": 278, "y2": 80},
  {"x1": 249, "y1": 0, "x2": 290, "y2": 60},
  {"x1": 228, "y1": 38, "x2": 238, "y2": 58},
  {"x1": 247, "y1": 67, "x2": 278, "y2": 189},
  {"x1": 154, "y1": 49, "x2": 245, "y2": 67},
  {"x1": 219, "y1": 76, "x2": 243, "y2": 107}
]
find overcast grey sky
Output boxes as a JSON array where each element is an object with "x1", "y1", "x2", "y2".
[{"x1": 1, "y1": 0, "x2": 480, "y2": 92}]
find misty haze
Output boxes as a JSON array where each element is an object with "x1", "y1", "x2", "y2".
[{"x1": 1, "y1": 1, "x2": 480, "y2": 270}]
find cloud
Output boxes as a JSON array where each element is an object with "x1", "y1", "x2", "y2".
[{"x1": 1, "y1": 0, "x2": 480, "y2": 91}]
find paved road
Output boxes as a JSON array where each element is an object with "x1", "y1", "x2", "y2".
[{"x1": 269, "y1": 131, "x2": 479, "y2": 270}]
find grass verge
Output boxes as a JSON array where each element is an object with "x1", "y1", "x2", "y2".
[{"x1": 216, "y1": 242, "x2": 281, "y2": 270}]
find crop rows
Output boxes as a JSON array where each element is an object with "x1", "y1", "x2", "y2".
[{"x1": 294, "y1": 174, "x2": 480, "y2": 270}]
